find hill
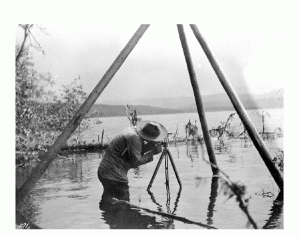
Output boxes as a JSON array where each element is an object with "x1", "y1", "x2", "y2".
[
  {"x1": 90, "y1": 89, "x2": 283, "y2": 117},
  {"x1": 103, "y1": 89, "x2": 283, "y2": 112},
  {"x1": 181, "y1": 90, "x2": 284, "y2": 112}
]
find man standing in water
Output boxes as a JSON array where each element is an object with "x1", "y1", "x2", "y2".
[{"x1": 98, "y1": 120, "x2": 167, "y2": 206}]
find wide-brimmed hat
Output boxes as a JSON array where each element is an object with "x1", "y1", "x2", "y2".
[{"x1": 136, "y1": 120, "x2": 168, "y2": 142}]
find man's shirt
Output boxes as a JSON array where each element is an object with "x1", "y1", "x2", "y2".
[{"x1": 98, "y1": 127, "x2": 155, "y2": 183}]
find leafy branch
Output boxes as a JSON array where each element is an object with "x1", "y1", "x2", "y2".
[
  {"x1": 272, "y1": 149, "x2": 284, "y2": 172},
  {"x1": 15, "y1": 24, "x2": 92, "y2": 162}
]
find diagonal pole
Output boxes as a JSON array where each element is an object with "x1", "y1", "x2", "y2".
[
  {"x1": 16, "y1": 24, "x2": 150, "y2": 206},
  {"x1": 177, "y1": 24, "x2": 219, "y2": 175},
  {"x1": 189, "y1": 24, "x2": 283, "y2": 191}
]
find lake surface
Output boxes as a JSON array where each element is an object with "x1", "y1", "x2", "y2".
[{"x1": 16, "y1": 109, "x2": 284, "y2": 229}]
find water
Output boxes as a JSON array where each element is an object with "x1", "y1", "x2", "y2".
[
  {"x1": 16, "y1": 109, "x2": 284, "y2": 229},
  {"x1": 78, "y1": 109, "x2": 284, "y2": 146}
]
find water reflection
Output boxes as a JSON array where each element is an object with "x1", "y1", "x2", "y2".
[
  {"x1": 206, "y1": 176, "x2": 219, "y2": 226},
  {"x1": 146, "y1": 184, "x2": 182, "y2": 229},
  {"x1": 147, "y1": 187, "x2": 182, "y2": 215},
  {"x1": 185, "y1": 140, "x2": 200, "y2": 165},
  {"x1": 16, "y1": 154, "x2": 96, "y2": 228},
  {"x1": 99, "y1": 182, "x2": 166, "y2": 229},
  {"x1": 99, "y1": 168, "x2": 183, "y2": 229},
  {"x1": 263, "y1": 191, "x2": 283, "y2": 229}
]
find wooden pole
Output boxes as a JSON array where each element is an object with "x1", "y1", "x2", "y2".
[
  {"x1": 177, "y1": 25, "x2": 219, "y2": 175},
  {"x1": 16, "y1": 24, "x2": 150, "y2": 206},
  {"x1": 189, "y1": 24, "x2": 283, "y2": 191},
  {"x1": 101, "y1": 129, "x2": 104, "y2": 145}
]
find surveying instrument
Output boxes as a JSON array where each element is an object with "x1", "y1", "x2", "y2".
[{"x1": 147, "y1": 133, "x2": 182, "y2": 192}]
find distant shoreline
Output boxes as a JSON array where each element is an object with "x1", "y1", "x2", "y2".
[
  {"x1": 86, "y1": 105, "x2": 283, "y2": 118},
  {"x1": 90, "y1": 90, "x2": 283, "y2": 118}
]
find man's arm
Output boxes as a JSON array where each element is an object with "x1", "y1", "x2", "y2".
[{"x1": 127, "y1": 136, "x2": 160, "y2": 167}]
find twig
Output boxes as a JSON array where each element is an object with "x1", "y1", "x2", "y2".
[
  {"x1": 31, "y1": 153, "x2": 41, "y2": 162},
  {"x1": 36, "y1": 25, "x2": 49, "y2": 35},
  {"x1": 56, "y1": 154, "x2": 69, "y2": 159},
  {"x1": 28, "y1": 30, "x2": 45, "y2": 55}
]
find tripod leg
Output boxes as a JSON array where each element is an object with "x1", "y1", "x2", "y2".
[
  {"x1": 147, "y1": 150, "x2": 165, "y2": 191},
  {"x1": 165, "y1": 152, "x2": 169, "y2": 187},
  {"x1": 165, "y1": 156, "x2": 171, "y2": 213},
  {"x1": 166, "y1": 149, "x2": 182, "y2": 189}
]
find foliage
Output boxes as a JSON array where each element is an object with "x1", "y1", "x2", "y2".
[
  {"x1": 16, "y1": 38, "x2": 57, "y2": 152},
  {"x1": 272, "y1": 149, "x2": 284, "y2": 172},
  {"x1": 185, "y1": 120, "x2": 198, "y2": 139},
  {"x1": 15, "y1": 24, "x2": 89, "y2": 159},
  {"x1": 209, "y1": 113, "x2": 236, "y2": 139},
  {"x1": 237, "y1": 123, "x2": 249, "y2": 139},
  {"x1": 125, "y1": 105, "x2": 141, "y2": 126}
]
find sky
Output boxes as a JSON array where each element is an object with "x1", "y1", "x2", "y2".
[{"x1": 14, "y1": 1, "x2": 291, "y2": 106}]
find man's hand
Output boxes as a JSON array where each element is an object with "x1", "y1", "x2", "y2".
[
  {"x1": 152, "y1": 143, "x2": 162, "y2": 155},
  {"x1": 143, "y1": 141, "x2": 162, "y2": 155}
]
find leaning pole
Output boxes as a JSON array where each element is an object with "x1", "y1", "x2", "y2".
[
  {"x1": 16, "y1": 24, "x2": 150, "y2": 206},
  {"x1": 189, "y1": 24, "x2": 283, "y2": 191},
  {"x1": 177, "y1": 24, "x2": 219, "y2": 175}
]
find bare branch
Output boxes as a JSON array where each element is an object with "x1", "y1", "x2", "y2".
[
  {"x1": 28, "y1": 30, "x2": 45, "y2": 55},
  {"x1": 16, "y1": 24, "x2": 33, "y2": 63},
  {"x1": 36, "y1": 25, "x2": 49, "y2": 35},
  {"x1": 16, "y1": 24, "x2": 48, "y2": 63}
]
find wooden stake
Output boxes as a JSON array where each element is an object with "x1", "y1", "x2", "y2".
[
  {"x1": 177, "y1": 25, "x2": 219, "y2": 175},
  {"x1": 16, "y1": 24, "x2": 150, "y2": 206},
  {"x1": 189, "y1": 24, "x2": 283, "y2": 191},
  {"x1": 101, "y1": 129, "x2": 104, "y2": 145}
]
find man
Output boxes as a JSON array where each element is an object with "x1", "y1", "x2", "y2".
[{"x1": 98, "y1": 120, "x2": 168, "y2": 205}]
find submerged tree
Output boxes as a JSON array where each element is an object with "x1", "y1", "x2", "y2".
[
  {"x1": 208, "y1": 113, "x2": 236, "y2": 139},
  {"x1": 185, "y1": 120, "x2": 198, "y2": 139},
  {"x1": 125, "y1": 105, "x2": 141, "y2": 126},
  {"x1": 257, "y1": 110, "x2": 270, "y2": 135}
]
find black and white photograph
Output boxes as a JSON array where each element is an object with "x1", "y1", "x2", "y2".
[{"x1": 10, "y1": 0, "x2": 295, "y2": 232}]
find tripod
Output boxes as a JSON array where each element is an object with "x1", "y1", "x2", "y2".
[{"x1": 147, "y1": 134, "x2": 182, "y2": 192}]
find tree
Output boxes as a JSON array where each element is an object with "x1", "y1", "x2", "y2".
[
  {"x1": 15, "y1": 24, "x2": 88, "y2": 159},
  {"x1": 16, "y1": 24, "x2": 55, "y2": 153}
]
